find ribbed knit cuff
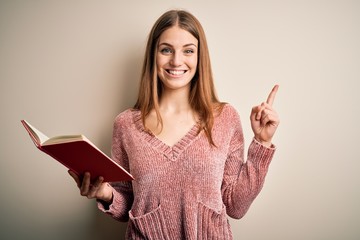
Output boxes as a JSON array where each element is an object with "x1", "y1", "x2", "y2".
[
  {"x1": 248, "y1": 138, "x2": 276, "y2": 169},
  {"x1": 252, "y1": 137, "x2": 276, "y2": 149},
  {"x1": 97, "y1": 187, "x2": 116, "y2": 211},
  {"x1": 96, "y1": 188, "x2": 129, "y2": 221}
]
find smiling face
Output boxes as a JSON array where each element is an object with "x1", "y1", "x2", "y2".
[{"x1": 156, "y1": 25, "x2": 198, "y2": 92}]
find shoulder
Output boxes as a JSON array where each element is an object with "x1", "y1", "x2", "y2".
[
  {"x1": 113, "y1": 108, "x2": 140, "y2": 129},
  {"x1": 211, "y1": 103, "x2": 242, "y2": 132},
  {"x1": 114, "y1": 108, "x2": 135, "y2": 121},
  {"x1": 217, "y1": 103, "x2": 241, "y2": 122},
  {"x1": 215, "y1": 104, "x2": 244, "y2": 141}
]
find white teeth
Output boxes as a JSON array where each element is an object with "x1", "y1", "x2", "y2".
[{"x1": 168, "y1": 70, "x2": 185, "y2": 75}]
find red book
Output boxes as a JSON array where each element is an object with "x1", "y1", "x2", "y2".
[{"x1": 21, "y1": 120, "x2": 133, "y2": 182}]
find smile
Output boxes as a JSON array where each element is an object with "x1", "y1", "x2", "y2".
[{"x1": 166, "y1": 70, "x2": 187, "y2": 76}]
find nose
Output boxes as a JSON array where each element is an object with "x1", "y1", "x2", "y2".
[{"x1": 170, "y1": 51, "x2": 183, "y2": 67}]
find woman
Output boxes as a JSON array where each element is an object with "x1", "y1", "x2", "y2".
[{"x1": 69, "y1": 9, "x2": 279, "y2": 239}]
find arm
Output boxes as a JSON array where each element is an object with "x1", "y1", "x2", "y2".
[
  {"x1": 68, "y1": 170, "x2": 133, "y2": 222},
  {"x1": 69, "y1": 114, "x2": 134, "y2": 222},
  {"x1": 221, "y1": 137, "x2": 275, "y2": 219},
  {"x1": 97, "y1": 180, "x2": 133, "y2": 222},
  {"x1": 96, "y1": 114, "x2": 134, "y2": 221},
  {"x1": 222, "y1": 86, "x2": 279, "y2": 219}
]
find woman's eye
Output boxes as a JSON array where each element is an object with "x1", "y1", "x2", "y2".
[
  {"x1": 184, "y1": 49, "x2": 194, "y2": 54},
  {"x1": 160, "y1": 48, "x2": 172, "y2": 54}
]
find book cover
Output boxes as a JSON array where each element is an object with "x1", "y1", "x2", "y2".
[{"x1": 21, "y1": 120, "x2": 133, "y2": 182}]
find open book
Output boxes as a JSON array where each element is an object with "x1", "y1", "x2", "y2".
[{"x1": 21, "y1": 120, "x2": 133, "y2": 182}]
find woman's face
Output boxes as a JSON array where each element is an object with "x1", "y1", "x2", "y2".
[{"x1": 156, "y1": 25, "x2": 198, "y2": 92}]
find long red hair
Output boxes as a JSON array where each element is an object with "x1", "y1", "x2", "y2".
[{"x1": 134, "y1": 10, "x2": 224, "y2": 146}]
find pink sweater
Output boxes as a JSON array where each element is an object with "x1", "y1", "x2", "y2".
[{"x1": 98, "y1": 104, "x2": 275, "y2": 239}]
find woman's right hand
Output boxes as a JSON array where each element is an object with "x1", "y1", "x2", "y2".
[{"x1": 68, "y1": 170, "x2": 113, "y2": 203}]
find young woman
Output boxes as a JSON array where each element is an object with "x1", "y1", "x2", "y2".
[{"x1": 69, "y1": 9, "x2": 280, "y2": 239}]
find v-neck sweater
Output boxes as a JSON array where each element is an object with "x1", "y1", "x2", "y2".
[{"x1": 98, "y1": 104, "x2": 276, "y2": 240}]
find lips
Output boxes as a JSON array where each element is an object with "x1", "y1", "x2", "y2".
[{"x1": 166, "y1": 69, "x2": 187, "y2": 76}]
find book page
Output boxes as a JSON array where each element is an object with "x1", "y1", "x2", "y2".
[
  {"x1": 23, "y1": 120, "x2": 49, "y2": 144},
  {"x1": 43, "y1": 135, "x2": 85, "y2": 146}
]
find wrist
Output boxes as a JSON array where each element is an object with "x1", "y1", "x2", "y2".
[
  {"x1": 102, "y1": 192, "x2": 113, "y2": 203},
  {"x1": 99, "y1": 183, "x2": 113, "y2": 203},
  {"x1": 254, "y1": 137, "x2": 272, "y2": 147},
  {"x1": 97, "y1": 192, "x2": 113, "y2": 211}
]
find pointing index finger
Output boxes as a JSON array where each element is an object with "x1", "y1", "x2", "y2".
[{"x1": 266, "y1": 85, "x2": 279, "y2": 106}]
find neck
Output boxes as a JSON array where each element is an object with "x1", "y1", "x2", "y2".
[{"x1": 159, "y1": 87, "x2": 192, "y2": 113}]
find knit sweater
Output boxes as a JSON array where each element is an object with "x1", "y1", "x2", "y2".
[{"x1": 98, "y1": 104, "x2": 276, "y2": 240}]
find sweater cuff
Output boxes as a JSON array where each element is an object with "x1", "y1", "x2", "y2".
[
  {"x1": 252, "y1": 137, "x2": 276, "y2": 149},
  {"x1": 97, "y1": 187, "x2": 115, "y2": 212},
  {"x1": 248, "y1": 138, "x2": 276, "y2": 168},
  {"x1": 96, "y1": 188, "x2": 122, "y2": 213}
]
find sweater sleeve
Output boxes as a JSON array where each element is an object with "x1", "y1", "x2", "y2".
[
  {"x1": 97, "y1": 113, "x2": 134, "y2": 222},
  {"x1": 221, "y1": 107, "x2": 275, "y2": 219}
]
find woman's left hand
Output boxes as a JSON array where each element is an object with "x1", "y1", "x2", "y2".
[{"x1": 250, "y1": 85, "x2": 280, "y2": 147}]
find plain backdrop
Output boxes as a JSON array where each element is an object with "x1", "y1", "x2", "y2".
[{"x1": 1, "y1": 0, "x2": 359, "y2": 239}]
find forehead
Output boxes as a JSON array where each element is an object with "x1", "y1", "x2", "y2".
[{"x1": 159, "y1": 26, "x2": 198, "y2": 46}]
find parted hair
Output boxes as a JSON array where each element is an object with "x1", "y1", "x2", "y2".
[{"x1": 134, "y1": 9, "x2": 224, "y2": 146}]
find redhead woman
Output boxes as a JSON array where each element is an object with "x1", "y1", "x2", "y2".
[{"x1": 69, "y1": 9, "x2": 280, "y2": 239}]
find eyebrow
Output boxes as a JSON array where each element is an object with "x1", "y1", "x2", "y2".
[{"x1": 158, "y1": 42, "x2": 197, "y2": 48}]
